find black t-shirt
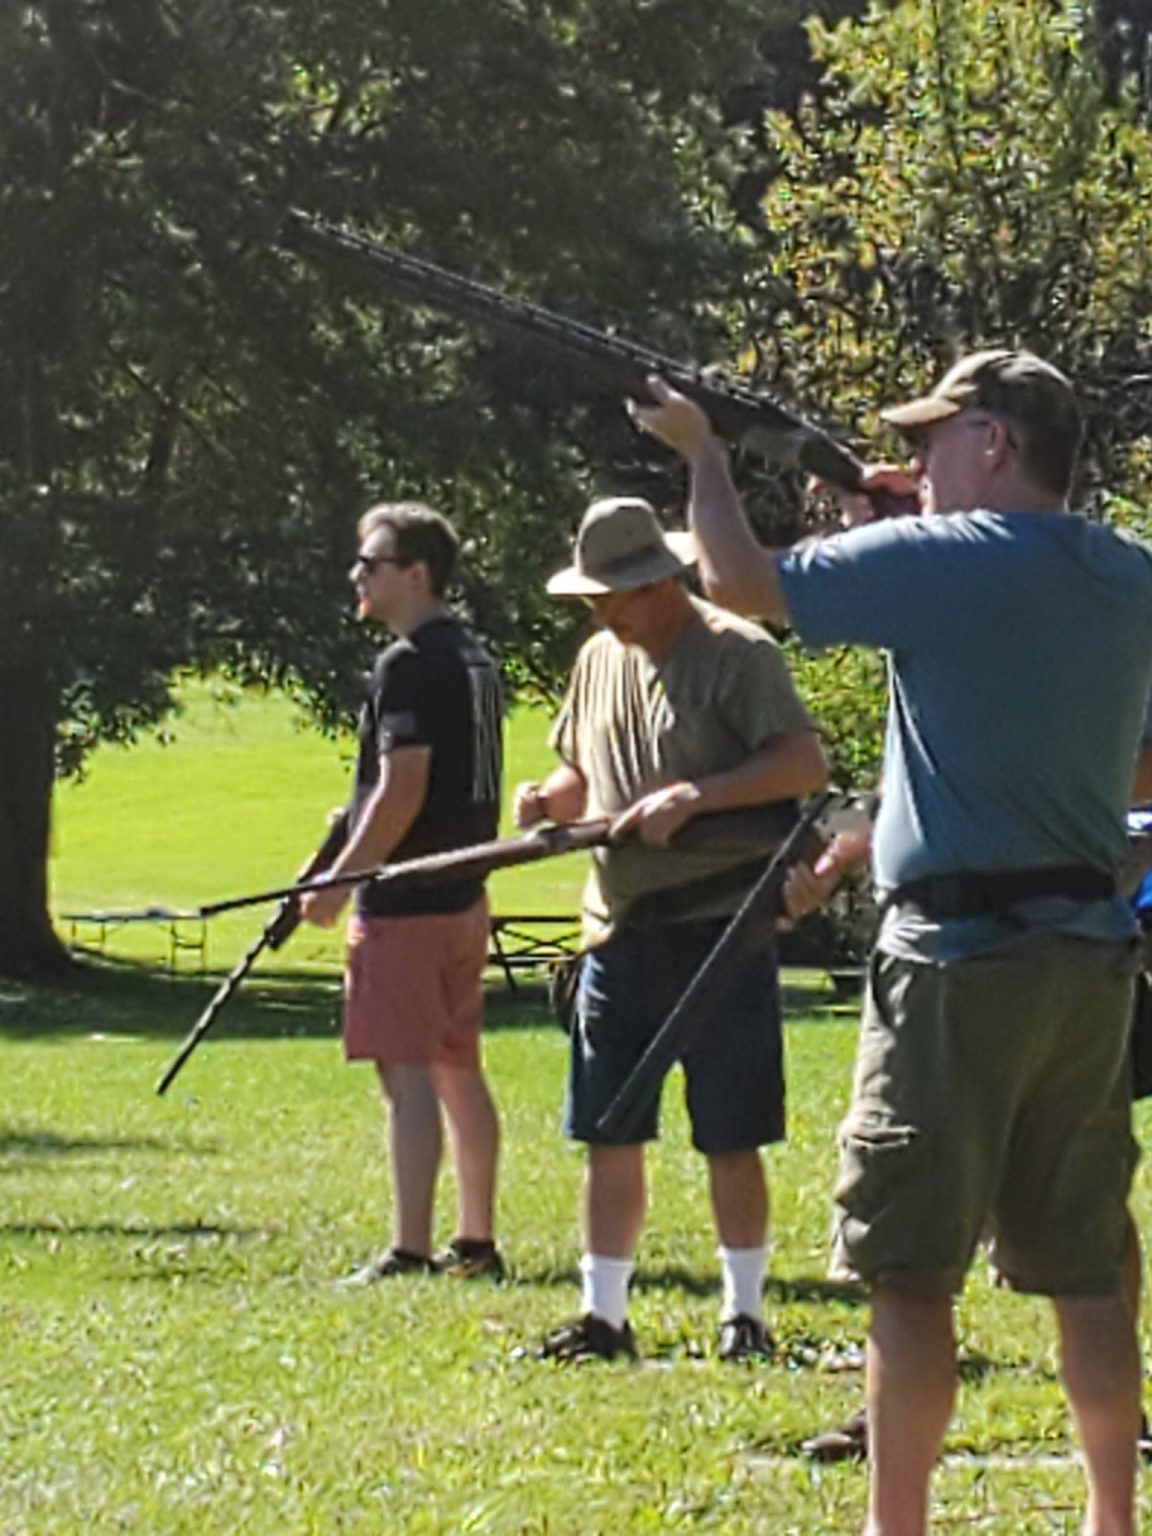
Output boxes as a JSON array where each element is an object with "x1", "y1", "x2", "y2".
[{"x1": 353, "y1": 616, "x2": 503, "y2": 917}]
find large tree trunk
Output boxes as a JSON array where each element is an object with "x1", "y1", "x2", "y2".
[{"x1": 0, "y1": 660, "x2": 71, "y2": 978}]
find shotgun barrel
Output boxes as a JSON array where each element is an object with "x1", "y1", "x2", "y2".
[{"x1": 281, "y1": 214, "x2": 913, "y2": 513}]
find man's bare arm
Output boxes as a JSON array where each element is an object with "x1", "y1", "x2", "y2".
[
  {"x1": 630, "y1": 376, "x2": 922, "y2": 624},
  {"x1": 629, "y1": 379, "x2": 788, "y2": 623},
  {"x1": 513, "y1": 762, "x2": 588, "y2": 828},
  {"x1": 301, "y1": 745, "x2": 430, "y2": 926}
]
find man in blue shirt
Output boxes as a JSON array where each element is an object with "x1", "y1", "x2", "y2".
[{"x1": 632, "y1": 350, "x2": 1152, "y2": 1536}]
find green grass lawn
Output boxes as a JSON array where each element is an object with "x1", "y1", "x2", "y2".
[
  {"x1": 0, "y1": 685, "x2": 1148, "y2": 1531},
  {"x1": 49, "y1": 681, "x2": 583, "y2": 976}
]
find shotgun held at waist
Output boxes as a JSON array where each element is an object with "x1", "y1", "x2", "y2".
[
  {"x1": 281, "y1": 214, "x2": 876, "y2": 500},
  {"x1": 198, "y1": 802, "x2": 802, "y2": 921}
]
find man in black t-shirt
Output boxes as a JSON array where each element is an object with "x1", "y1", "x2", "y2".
[{"x1": 302, "y1": 502, "x2": 505, "y2": 1284}]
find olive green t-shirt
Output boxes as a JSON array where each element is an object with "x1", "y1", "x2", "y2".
[{"x1": 552, "y1": 598, "x2": 814, "y2": 941}]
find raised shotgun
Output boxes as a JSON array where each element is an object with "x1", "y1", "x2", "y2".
[{"x1": 281, "y1": 214, "x2": 912, "y2": 515}]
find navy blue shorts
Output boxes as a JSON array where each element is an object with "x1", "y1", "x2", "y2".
[{"x1": 564, "y1": 918, "x2": 785, "y2": 1154}]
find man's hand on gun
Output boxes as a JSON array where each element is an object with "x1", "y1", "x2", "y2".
[
  {"x1": 627, "y1": 376, "x2": 717, "y2": 461},
  {"x1": 817, "y1": 460, "x2": 927, "y2": 534},
  {"x1": 299, "y1": 881, "x2": 349, "y2": 930},
  {"x1": 516, "y1": 776, "x2": 700, "y2": 848},
  {"x1": 781, "y1": 827, "x2": 873, "y2": 925},
  {"x1": 811, "y1": 463, "x2": 921, "y2": 529},
  {"x1": 299, "y1": 807, "x2": 354, "y2": 929},
  {"x1": 628, "y1": 374, "x2": 922, "y2": 525},
  {"x1": 611, "y1": 781, "x2": 703, "y2": 848}
]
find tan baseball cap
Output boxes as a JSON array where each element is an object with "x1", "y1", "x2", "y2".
[
  {"x1": 546, "y1": 497, "x2": 696, "y2": 597},
  {"x1": 881, "y1": 349, "x2": 1081, "y2": 440}
]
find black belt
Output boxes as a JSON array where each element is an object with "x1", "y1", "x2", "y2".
[
  {"x1": 890, "y1": 864, "x2": 1116, "y2": 921},
  {"x1": 625, "y1": 857, "x2": 767, "y2": 927}
]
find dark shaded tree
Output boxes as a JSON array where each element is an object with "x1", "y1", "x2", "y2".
[{"x1": 1, "y1": 0, "x2": 796, "y2": 976}]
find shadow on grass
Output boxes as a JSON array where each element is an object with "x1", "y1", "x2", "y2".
[
  {"x1": 0, "y1": 1126, "x2": 211, "y2": 1158},
  {"x1": 1, "y1": 1221, "x2": 266, "y2": 1240},
  {"x1": 509, "y1": 1263, "x2": 719, "y2": 1297},
  {"x1": 0, "y1": 953, "x2": 554, "y2": 1042},
  {"x1": 632, "y1": 1264, "x2": 720, "y2": 1298},
  {"x1": 763, "y1": 1275, "x2": 868, "y2": 1306},
  {"x1": 509, "y1": 1263, "x2": 858, "y2": 1304},
  {"x1": 954, "y1": 1350, "x2": 1051, "y2": 1384}
]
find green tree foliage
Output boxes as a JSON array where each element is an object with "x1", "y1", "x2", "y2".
[
  {"x1": 737, "y1": 0, "x2": 1152, "y2": 788},
  {"x1": 0, "y1": 0, "x2": 793, "y2": 976},
  {"x1": 750, "y1": 0, "x2": 1152, "y2": 494}
]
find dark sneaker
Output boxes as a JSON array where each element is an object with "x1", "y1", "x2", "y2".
[
  {"x1": 333, "y1": 1247, "x2": 438, "y2": 1289},
  {"x1": 1139, "y1": 1412, "x2": 1152, "y2": 1464},
  {"x1": 718, "y1": 1313, "x2": 775, "y2": 1362},
  {"x1": 435, "y1": 1238, "x2": 507, "y2": 1280},
  {"x1": 536, "y1": 1313, "x2": 637, "y2": 1362},
  {"x1": 801, "y1": 1409, "x2": 869, "y2": 1463}
]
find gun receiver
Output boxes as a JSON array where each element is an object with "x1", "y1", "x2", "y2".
[{"x1": 281, "y1": 214, "x2": 908, "y2": 513}]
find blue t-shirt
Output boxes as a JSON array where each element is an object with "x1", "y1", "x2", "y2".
[{"x1": 778, "y1": 511, "x2": 1152, "y2": 958}]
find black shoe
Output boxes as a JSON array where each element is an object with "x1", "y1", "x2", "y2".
[
  {"x1": 718, "y1": 1313, "x2": 775, "y2": 1362},
  {"x1": 536, "y1": 1313, "x2": 637, "y2": 1362},
  {"x1": 1139, "y1": 1412, "x2": 1152, "y2": 1464},
  {"x1": 801, "y1": 1409, "x2": 869, "y2": 1463},
  {"x1": 435, "y1": 1237, "x2": 506, "y2": 1280},
  {"x1": 333, "y1": 1247, "x2": 438, "y2": 1289}
]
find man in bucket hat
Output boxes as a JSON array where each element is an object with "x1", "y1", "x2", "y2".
[
  {"x1": 516, "y1": 494, "x2": 828, "y2": 1363},
  {"x1": 632, "y1": 352, "x2": 1152, "y2": 1536}
]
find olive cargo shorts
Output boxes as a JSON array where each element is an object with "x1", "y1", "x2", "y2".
[{"x1": 831, "y1": 934, "x2": 1139, "y2": 1297}]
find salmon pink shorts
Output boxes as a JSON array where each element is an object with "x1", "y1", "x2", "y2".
[{"x1": 342, "y1": 897, "x2": 489, "y2": 1068}]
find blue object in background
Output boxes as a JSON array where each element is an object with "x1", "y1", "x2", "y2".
[{"x1": 1128, "y1": 809, "x2": 1152, "y2": 915}]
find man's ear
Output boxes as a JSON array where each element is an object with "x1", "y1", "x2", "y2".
[{"x1": 987, "y1": 418, "x2": 1016, "y2": 467}]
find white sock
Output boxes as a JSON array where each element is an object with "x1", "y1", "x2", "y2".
[
  {"x1": 580, "y1": 1253, "x2": 634, "y2": 1331},
  {"x1": 718, "y1": 1243, "x2": 768, "y2": 1322}
]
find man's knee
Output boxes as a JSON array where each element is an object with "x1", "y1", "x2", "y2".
[
  {"x1": 706, "y1": 1147, "x2": 766, "y2": 1192},
  {"x1": 377, "y1": 1060, "x2": 436, "y2": 1106},
  {"x1": 707, "y1": 1147, "x2": 764, "y2": 1171},
  {"x1": 589, "y1": 1142, "x2": 645, "y2": 1177}
]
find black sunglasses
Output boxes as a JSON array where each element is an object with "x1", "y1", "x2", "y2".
[{"x1": 355, "y1": 551, "x2": 408, "y2": 574}]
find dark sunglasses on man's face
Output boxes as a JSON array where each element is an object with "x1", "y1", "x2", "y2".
[{"x1": 355, "y1": 551, "x2": 407, "y2": 575}]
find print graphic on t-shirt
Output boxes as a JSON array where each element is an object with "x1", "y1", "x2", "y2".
[{"x1": 468, "y1": 661, "x2": 502, "y2": 805}]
